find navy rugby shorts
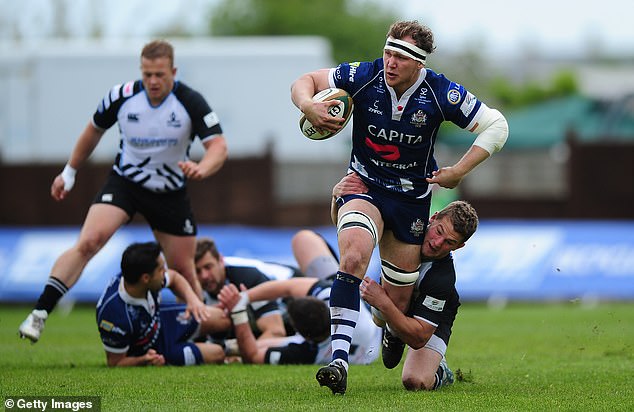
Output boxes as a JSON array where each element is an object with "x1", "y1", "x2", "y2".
[
  {"x1": 157, "y1": 303, "x2": 203, "y2": 366},
  {"x1": 339, "y1": 186, "x2": 430, "y2": 245}
]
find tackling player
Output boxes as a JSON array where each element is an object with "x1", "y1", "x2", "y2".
[
  {"x1": 359, "y1": 199, "x2": 478, "y2": 391},
  {"x1": 291, "y1": 20, "x2": 507, "y2": 394}
]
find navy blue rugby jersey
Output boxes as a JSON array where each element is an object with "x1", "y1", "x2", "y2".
[
  {"x1": 95, "y1": 272, "x2": 169, "y2": 356},
  {"x1": 92, "y1": 80, "x2": 223, "y2": 192},
  {"x1": 329, "y1": 59, "x2": 483, "y2": 200}
]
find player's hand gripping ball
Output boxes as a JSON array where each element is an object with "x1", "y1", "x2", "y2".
[{"x1": 299, "y1": 88, "x2": 353, "y2": 140}]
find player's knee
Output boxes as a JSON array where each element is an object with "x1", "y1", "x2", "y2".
[
  {"x1": 338, "y1": 248, "x2": 368, "y2": 274},
  {"x1": 164, "y1": 343, "x2": 204, "y2": 366},
  {"x1": 76, "y1": 233, "x2": 109, "y2": 258},
  {"x1": 402, "y1": 375, "x2": 434, "y2": 391},
  {"x1": 198, "y1": 342, "x2": 225, "y2": 364},
  {"x1": 337, "y1": 210, "x2": 378, "y2": 246},
  {"x1": 291, "y1": 229, "x2": 316, "y2": 252},
  {"x1": 201, "y1": 306, "x2": 232, "y2": 334}
]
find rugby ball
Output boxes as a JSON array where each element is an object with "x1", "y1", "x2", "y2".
[{"x1": 299, "y1": 88, "x2": 353, "y2": 140}]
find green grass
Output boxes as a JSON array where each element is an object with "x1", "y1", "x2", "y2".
[{"x1": 1, "y1": 302, "x2": 633, "y2": 411}]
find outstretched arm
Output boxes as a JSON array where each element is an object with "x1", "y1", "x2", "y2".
[
  {"x1": 168, "y1": 269, "x2": 210, "y2": 322},
  {"x1": 51, "y1": 122, "x2": 105, "y2": 201},
  {"x1": 105, "y1": 349, "x2": 165, "y2": 367},
  {"x1": 218, "y1": 278, "x2": 318, "y2": 308},
  {"x1": 427, "y1": 104, "x2": 508, "y2": 189}
]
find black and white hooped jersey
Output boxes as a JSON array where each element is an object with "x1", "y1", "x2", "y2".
[
  {"x1": 93, "y1": 80, "x2": 223, "y2": 192},
  {"x1": 409, "y1": 254, "x2": 460, "y2": 345},
  {"x1": 263, "y1": 279, "x2": 381, "y2": 365},
  {"x1": 329, "y1": 59, "x2": 483, "y2": 200},
  {"x1": 204, "y1": 257, "x2": 302, "y2": 321},
  {"x1": 96, "y1": 272, "x2": 169, "y2": 356}
]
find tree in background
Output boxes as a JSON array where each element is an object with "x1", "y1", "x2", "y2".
[
  {"x1": 209, "y1": 0, "x2": 398, "y2": 63},
  {"x1": 490, "y1": 70, "x2": 578, "y2": 108}
]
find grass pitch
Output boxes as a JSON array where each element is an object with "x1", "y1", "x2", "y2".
[{"x1": 1, "y1": 302, "x2": 633, "y2": 411}]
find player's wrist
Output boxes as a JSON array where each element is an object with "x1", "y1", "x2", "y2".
[
  {"x1": 230, "y1": 309, "x2": 248, "y2": 325},
  {"x1": 232, "y1": 291, "x2": 250, "y2": 313},
  {"x1": 61, "y1": 163, "x2": 77, "y2": 191}
]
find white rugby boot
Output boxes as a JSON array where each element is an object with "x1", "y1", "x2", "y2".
[{"x1": 18, "y1": 309, "x2": 48, "y2": 343}]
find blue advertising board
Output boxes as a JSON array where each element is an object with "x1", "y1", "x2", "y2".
[{"x1": 0, "y1": 221, "x2": 632, "y2": 303}]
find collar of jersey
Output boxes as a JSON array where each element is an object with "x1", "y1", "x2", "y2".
[{"x1": 118, "y1": 276, "x2": 154, "y2": 314}]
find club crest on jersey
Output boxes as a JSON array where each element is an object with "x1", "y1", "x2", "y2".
[
  {"x1": 167, "y1": 112, "x2": 181, "y2": 128},
  {"x1": 410, "y1": 110, "x2": 427, "y2": 127},
  {"x1": 409, "y1": 218, "x2": 426, "y2": 237}
]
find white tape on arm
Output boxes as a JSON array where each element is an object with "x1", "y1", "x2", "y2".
[
  {"x1": 470, "y1": 104, "x2": 509, "y2": 154},
  {"x1": 61, "y1": 164, "x2": 77, "y2": 191},
  {"x1": 231, "y1": 310, "x2": 249, "y2": 325},
  {"x1": 230, "y1": 291, "x2": 250, "y2": 325}
]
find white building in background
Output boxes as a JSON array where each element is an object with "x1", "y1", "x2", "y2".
[{"x1": 0, "y1": 37, "x2": 351, "y2": 164}]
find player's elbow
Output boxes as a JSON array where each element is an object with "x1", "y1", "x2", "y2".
[
  {"x1": 403, "y1": 331, "x2": 432, "y2": 350},
  {"x1": 472, "y1": 107, "x2": 509, "y2": 154},
  {"x1": 213, "y1": 136, "x2": 228, "y2": 163},
  {"x1": 240, "y1": 348, "x2": 260, "y2": 364}
]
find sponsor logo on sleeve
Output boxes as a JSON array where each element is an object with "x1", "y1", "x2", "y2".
[
  {"x1": 422, "y1": 295, "x2": 446, "y2": 312},
  {"x1": 203, "y1": 112, "x2": 219, "y2": 128},
  {"x1": 349, "y1": 62, "x2": 360, "y2": 82},
  {"x1": 99, "y1": 319, "x2": 114, "y2": 331},
  {"x1": 460, "y1": 92, "x2": 477, "y2": 117}
]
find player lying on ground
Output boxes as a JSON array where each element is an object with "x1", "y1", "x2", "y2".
[
  {"x1": 96, "y1": 242, "x2": 230, "y2": 367},
  {"x1": 195, "y1": 237, "x2": 294, "y2": 340},
  {"x1": 217, "y1": 230, "x2": 381, "y2": 365}
]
